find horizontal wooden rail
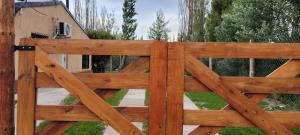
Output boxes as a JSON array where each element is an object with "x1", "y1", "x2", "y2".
[
  {"x1": 36, "y1": 106, "x2": 300, "y2": 129},
  {"x1": 186, "y1": 76, "x2": 300, "y2": 94},
  {"x1": 37, "y1": 73, "x2": 149, "y2": 89},
  {"x1": 20, "y1": 38, "x2": 153, "y2": 55},
  {"x1": 184, "y1": 110, "x2": 300, "y2": 128},
  {"x1": 184, "y1": 42, "x2": 300, "y2": 58},
  {"x1": 36, "y1": 105, "x2": 148, "y2": 122},
  {"x1": 37, "y1": 73, "x2": 300, "y2": 94}
]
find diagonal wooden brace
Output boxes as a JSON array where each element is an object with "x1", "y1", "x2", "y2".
[
  {"x1": 38, "y1": 57, "x2": 150, "y2": 135},
  {"x1": 35, "y1": 47, "x2": 143, "y2": 135},
  {"x1": 189, "y1": 59, "x2": 300, "y2": 135},
  {"x1": 185, "y1": 54, "x2": 292, "y2": 135}
]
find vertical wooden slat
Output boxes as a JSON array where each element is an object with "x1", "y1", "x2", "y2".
[
  {"x1": 17, "y1": 47, "x2": 36, "y2": 135},
  {"x1": 149, "y1": 41, "x2": 168, "y2": 135},
  {"x1": 166, "y1": 43, "x2": 184, "y2": 135},
  {"x1": 0, "y1": 0, "x2": 15, "y2": 134}
]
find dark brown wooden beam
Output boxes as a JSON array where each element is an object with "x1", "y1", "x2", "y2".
[{"x1": 0, "y1": 0, "x2": 15, "y2": 134}]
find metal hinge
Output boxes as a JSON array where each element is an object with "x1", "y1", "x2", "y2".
[{"x1": 14, "y1": 45, "x2": 35, "y2": 52}]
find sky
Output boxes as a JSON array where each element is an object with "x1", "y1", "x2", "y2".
[{"x1": 24, "y1": 0, "x2": 180, "y2": 40}]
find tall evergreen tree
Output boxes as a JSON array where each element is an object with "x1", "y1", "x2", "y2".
[
  {"x1": 122, "y1": 0, "x2": 138, "y2": 40},
  {"x1": 119, "y1": 0, "x2": 138, "y2": 69},
  {"x1": 148, "y1": 10, "x2": 169, "y2": 41}
]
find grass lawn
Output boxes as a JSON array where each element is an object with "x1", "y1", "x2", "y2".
[
  {"x1": 37, "y1": 89, "x2": 128, "y2": 135},
  {"x1": 185, "y1": 92, "x2": 300, "y2": 135}
]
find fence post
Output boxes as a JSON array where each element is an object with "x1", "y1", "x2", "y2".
[
  {"x1": 0, "y1": 0, "x2": 15, "y2": 134},
  {"x1": 149, "y1": 41, "x2": 168, "y2": 135},
  {"x1": 166, "y1": 43, "x2": 184, "y2": 135},
  {"x1": 17, "y1": 44, "x2": 36, "y2": 135}
]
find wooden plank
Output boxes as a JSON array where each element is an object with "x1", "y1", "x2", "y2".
[
  {"x1": 185, "y1": 76, "x2": 300, "y2": 94},
  {"x1": 184, "y1": 110, "x2": 300, "y2": 128},
  {"x1": 149, "y1": 41, "x2": 168, "y2": 135},
  {"x1": 185, "y1": 54, "x2": 292, "y2": 135},
  {"x1": 21, "y1": 38, "x2": 152, "y2": 55},
  {"x1": 16, "y1": 47, "x2": 36, "y2": 135},
  {"x1": 38, "y1": 57, "x2": 149, "y2": 135},
  {"x1": 184, "y1": 42, "x2": 300, "y2": 58},
  {"x1": 189, "y1": 59, "x2": 300, "y2": 135},
  {"x1": 38, "y1": 72, "x2": 300, "y2": 94},
  {"x1": 35, "y1": 47, "x2": 142, "y2": 135},
  {"x1": 120, "y1": 57, "x2": 149, "y2": 73},
  {"x1": 37, "y1": 72, "x2": 149, "y2": 89},
  {"x1": 36, "y1": 105, "x2": 148, "y2": 122},
  {"x1": 37, "y1": 89, "x2": 117, "y2": 135},
  {"x1": 0, "y1": 0, "x2": 15, "y2": 134},
  {"x1": 166, "y1": 43, "x2": 184, "y2": 135}
]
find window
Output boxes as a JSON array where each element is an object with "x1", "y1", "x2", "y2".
[{"x1": 82, "y1": 55, "x2": 90, "y2": 69}]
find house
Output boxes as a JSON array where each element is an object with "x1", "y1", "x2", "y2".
[{"x1": 14, "y1": 1, "x2": 90, "y2": 79}]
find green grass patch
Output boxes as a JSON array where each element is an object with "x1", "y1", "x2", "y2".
[
  {"x1": 62, "y1": 122, "x2": 106, "y2": 135},
  {"x1": 185, "y1": 92, "x2": 226, "y2": 110},
  {"x1": 37, "y1": 89, "x2": 128, "y2": 135}
]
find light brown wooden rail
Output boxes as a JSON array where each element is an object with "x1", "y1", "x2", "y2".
[{"x1": 16, "y1": 38, "x2": 300, "y2": 135}]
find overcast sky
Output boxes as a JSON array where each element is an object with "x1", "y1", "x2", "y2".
[{"x1": 23, "y1": 0, "x2": 179, "y2": 40}]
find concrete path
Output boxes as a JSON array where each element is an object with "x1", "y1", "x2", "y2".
[
  {"x1": 103, "y1": 90, "x2": 199, "y2": 135},
  {"x1": 183, "y1": 95, "x2": 199, "y2": 135},
  {"x1": 36, "y1": 88, "x2": 69, "y2": 125},
  {"x1": 14, "y1": 88, "x2": 69, "y2": 133},
  {"x1": 104, "y1": 89, "x2": 145, "y2": 135}
]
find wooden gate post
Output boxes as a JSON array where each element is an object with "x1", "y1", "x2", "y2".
[
  {"x1": 17, "y1": 44, "x2": 36, "y2": 135},
  {"x1": 149, "y1": 41, "x2": 168, "y2": 135},
  {"x1": 0, "y1": 0, "x2": 15, "y2": 134},
  {"x1": 166, "y1": 43, "x2": 184, "y2": 135}
]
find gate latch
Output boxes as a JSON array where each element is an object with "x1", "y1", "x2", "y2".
[{"x1": 14, "y1": 45, "x2": 35, "y2": 52}]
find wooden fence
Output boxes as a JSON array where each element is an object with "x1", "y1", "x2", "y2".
[{"x1": 16, "y1": 38, "x2": 300, "y2": 135}]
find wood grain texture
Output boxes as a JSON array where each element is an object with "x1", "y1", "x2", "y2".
[
  {"x1": 185, "y1": 54, "x2": 292, "y2": 135},
  {"x1": 185, "y1": 76, "x2": 300, "y2": 94},
  {"x1": 0, "y1": 0, "x2": 15, "y2": 134},
  {"x1": 37, "y1": 89, "x2": 117, "y2": 135},
  {"x1": 16, "y1": 48, "x2": 36, "y2": 135},
  {"x1": 21, "y1": 38, "x2": 152, "y2": 55},
  {"x1": 166, "y1": 43, "x2": 184, "y2": 135},
  {"x1": 185, "y1": 42, "x2": 300, "y2": 58},
  {"x1": 190, "y1": 59, "x2": 300, "y2": 135},
  {"x1": 35, "y1": 47, "x2": 142, "y2": 135},
  {"x1": 184, "y1": 110, "x2": 300, "y2": 128},
  {"x1": 36, "y1": 105, "x2": 148, "y2": 122},
  {"x1": 38, "y1": 57, "x2": 149, "y2": 135},
  {"x1": 37, "y1": 72, "x2": 149, "y2": 89},
  {"x1": 149, "y1": 41, "x2": 168, "y2": 135}
]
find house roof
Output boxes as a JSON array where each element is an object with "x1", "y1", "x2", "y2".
[{"x1": 15, "y1": 1, "x2": 87, "y2": 35}]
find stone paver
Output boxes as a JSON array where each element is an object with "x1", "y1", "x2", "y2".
[
  {"x1": 104, "y1": 90, "x2": 200, "y2": 135},
  {"x1": 104, "y1": 89, "x2": 145, "y2": 135}
]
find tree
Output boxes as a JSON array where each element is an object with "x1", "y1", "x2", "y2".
[
  {"x1": 148, "y1": 10, "x2": 169, "y2": 41},
  {"x1": 178, "y1": 0, "x2": 207, "y2": 41},
  {"x1": 211, "y1": 0, "x2": 298, "y2": 77},
  {"x1": 205, "y1": 0, "x2": 234, "y2": 42},
  {"x1": 122, "y1": 0, "x2": 138, "y2": 40},
  {"x1": 119, "y1": 0, "x2": 138, "y2": 69}
]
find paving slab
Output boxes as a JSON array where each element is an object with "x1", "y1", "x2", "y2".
[{"x1": 104, "y1": 89, "x2": 145, "y2": 135}]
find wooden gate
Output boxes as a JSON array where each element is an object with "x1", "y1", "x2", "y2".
[{"x1": 16, "y1": 38, "x2": 300, "y2": 135}]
